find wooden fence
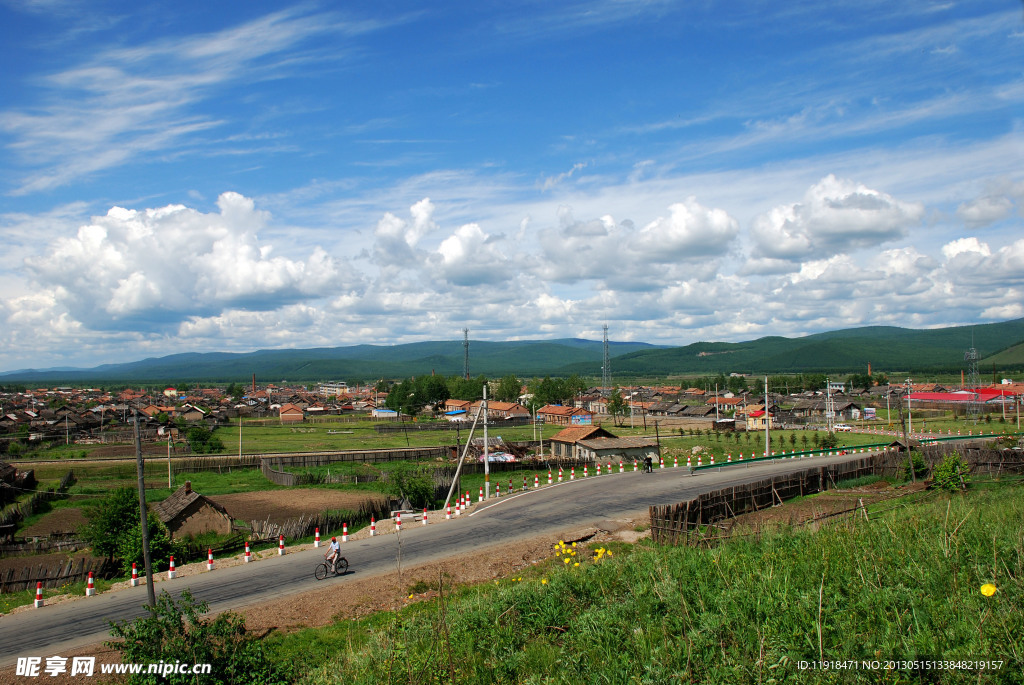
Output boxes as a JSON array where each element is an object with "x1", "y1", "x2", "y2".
[
  {"x1": 0, "y1": 557, "x2": 116, "y2": 594},
  {"x1": 649, "y1": 446, "x2": 1024, "y2": 547},
  {"x1": 650, "y1": 458, "x2": 877, "y2": 546}
]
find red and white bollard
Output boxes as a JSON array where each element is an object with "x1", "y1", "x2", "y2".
[
  {"x1": 534, "y1": 474, "x2": 540, "y2": 488},
  {"x1": 596, "y1": 463, "x2": 601, "y2": 476},
  {"x1": 446, "y1": 504, "x2": 452, "y2": 520},
  {"x1": 371, "y1": 516, "x2": 377, "y2": 535},
  {"x1": 697, "y1": 456, "x2": 703, "y2": 467},
  {"x1": 466, "y1": 491, "x2": 471, "y2": 508},
  {"x1": 660, "y1": 457, "x2": 665, "y2": 469},
  {"x1": 207, "y1": 548, "x2": 214, "y2": 571},
  {"x1": 131, "y1": 563, "x2": 139, "y2": 586},
  {"x1": 608, "y1": 463, "x2": 613, "y2": 474},
  {"x1": 479, "y1": 486, "x2": 483, "y2": 502},
  {"x1": 523, "y1": 475, "x2": 528, "y2": 490},
  {"x1": 396, "y1": 512, "x2": 402, "y2": 532},
  {"x1": 570, "y1": 467, "x2": 575, "y2": 480},
  {"x1": 727, "y1": 454, "x2": 732, "y2": 463},
  {"x1": 342, "y1": 523, "x2": 348, "y2": 542},
  {"x1": 86, "y1": 571, "x2": 96, "y2": 597},
  {"x1": 633, "y1": 460, "x2": 638, "y2": 471},
  {"x1": 278, "y1": 534, "x2": 285, "y2": 556},
  {"x1": 34, "y1": 582, "x2": 44, "y2": 608},
  {"x1": 314, "y1": 527, "x2": 321, "y2": 548},
  {"x1": 244, "y1": 541, "x2": 252, "y2": 563},
  {"x1": 673, "y1": 456, "x2": 678, "y2": 468},
  {"x1": 558, "y1": 468, "x2": 563, "y2": 482},
  {"x1": 687, "y1": 455, "x2": 692, "y2": 468},
  {"x1": 619, "y1": 461, "x2": 624, "y2": 473},
  {"x1": 548, "y1": 470, "x2": 553, "y2": 485},
  {"x1": 710, "y1": 455, "x2": 715, "y2": 466},
  {"x1": 423, "y1": 507, "x2": 428, "y2": 525},
  {"x1": 583, "y1": 465, "x2": 588, "y2": 477},
  {"x1": 496, "y1": 484, "x2": 501, "y2": 498},
  {"x1": 168, "y1": 556, "x2": 176, "y2": 580}
]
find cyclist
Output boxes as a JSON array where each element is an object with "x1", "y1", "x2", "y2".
[
  {"x1": 644, "y1": 455, "x2": 653, "y2": 473},
  {"x1": 325, "y1": 536, "x2": 341, "y2": 573}
]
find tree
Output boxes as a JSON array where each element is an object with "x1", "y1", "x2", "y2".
[
  {"x1": 83, "y1": 488, "x2": 179, "y2": 575},
  {"x1": 383, "y1": 464, "x2": 436, "y2": 508},
  {"x1": 83, "y1": 488, "x2": 140, "y2": 561},
  {"x1": 607, "y1": 387, "x2": 627, "y2": 426},
  {"x1": 417, "y1": 374, "x2": 450, "y2": 408},
  {"x1": 185, "y1": 426, "x2": 224, "y2": 454},
  {"x1": 116, "y1": 511, "x2": 178, "y2": 577},
  {"x1": 494, "y1": 374, "x2": 522, "y2": 403},
  {"x1": 385, "y1": 379, "x2": 418, "y2": 416},
  {"x1": 564, "y1": 374, "x2": 587, "y2": 402}
]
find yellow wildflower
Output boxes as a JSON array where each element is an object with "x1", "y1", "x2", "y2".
[{"x1": 981, "y1": 583, "x2": 997, "y2": 597}]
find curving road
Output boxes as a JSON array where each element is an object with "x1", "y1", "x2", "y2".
[{"x1": 0, "y1": 452, "x2": 871, "y2": 666}]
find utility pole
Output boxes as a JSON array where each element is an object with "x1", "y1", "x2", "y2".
[
  {"x1": 761, "y1": 376, "x2": 770, "y2": 456},
  {"x1": 483, "y1": 384, "x2": 489, "y2": 500},
  {"x1": 905, "y1": 378, "x2": 912, "y2": 435},
  {"x1": 133, "y1": 410, "x2": 156, "y2": 607},
  {"x1": 895, "y1": 387, "x2": 915, "y2": 483}
]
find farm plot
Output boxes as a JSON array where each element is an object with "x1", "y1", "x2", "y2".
[{"x1": 208, "y1": 488, "x2": 387, "y2": 525}]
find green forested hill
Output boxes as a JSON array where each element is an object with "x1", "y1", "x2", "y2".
[
  {"x1": 0, "y1": 339, "x2": 655, "y2": 384},
  {"x1": 557, "y1": 318, "x2": 1024, "y2": 376},
  {"x1": 3, "y1": 319, "x2": 1023, "y2": 384}
]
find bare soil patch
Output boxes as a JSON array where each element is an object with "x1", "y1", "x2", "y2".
[
  {"x1": 19, "y1": 508, "x2": 87, "y2": 537},
  {"x1": 208, "y1": 489, "x2": 387, "y2": 524}
]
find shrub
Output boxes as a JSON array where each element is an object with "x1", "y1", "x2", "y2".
[
  {"x1": 903, "y1": 452, "x2": 928, "y2": 481},
  {"x1": 108, "y1": 589, "x2": 289, "y2": 685},
  {"x1": 932, "y1": 452, "x2": 970, "y2": 491}
]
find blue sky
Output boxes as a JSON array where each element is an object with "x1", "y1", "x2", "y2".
[{"x1": 1, "y1": 0, "x2": 1022, "y2": 372}]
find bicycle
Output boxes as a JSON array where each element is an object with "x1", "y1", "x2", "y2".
[{"x1": 314, "y1": 556, "x2": 349, "y2": 580}]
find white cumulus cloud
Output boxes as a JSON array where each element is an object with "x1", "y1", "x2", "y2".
[
  {"x1": 24, "y1": 192, "x2": 347, "y2": 331},
  {"x1": 751, "y1": 175, "x2": 924, "y2": 261}
]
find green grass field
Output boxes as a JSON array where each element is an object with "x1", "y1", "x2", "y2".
[{"x1": 265, "y1": 482, "x2": 1024, "y2": 684}]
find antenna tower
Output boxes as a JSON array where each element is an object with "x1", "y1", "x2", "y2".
[
  {"x1": 463, "y1": 328, "x2": 470, "y2": 380},
  {"x1": 602, "y1": 325, "x2": 610, "y2": 391}
]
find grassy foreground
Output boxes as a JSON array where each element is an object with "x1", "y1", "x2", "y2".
[{"x1": 267, "y1": 485, "x2": 1023, "y2": 684}]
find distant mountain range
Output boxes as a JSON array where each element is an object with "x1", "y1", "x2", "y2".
[{"x1": 3, "y1": 318, "x2": 1023, "y2": 384}]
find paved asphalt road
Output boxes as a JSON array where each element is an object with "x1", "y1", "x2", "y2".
[{"x1": 0, "y1": 452, "x2": 872, "y2": 666}]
